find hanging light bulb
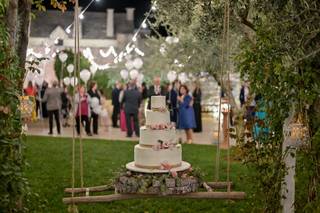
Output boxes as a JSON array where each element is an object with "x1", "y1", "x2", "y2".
[
  {"x1": 151, "y1": 5, "x2": 157, "y2": 11},
  {"x1": 79, "y1": 13, "x2": 84, "y2": 20},
  {"x1": 65, "y1": 27, "x2": 71, "y2": 34},
  {"x1": 142, "y1": 20, "x2": 147, "y2": 29}
]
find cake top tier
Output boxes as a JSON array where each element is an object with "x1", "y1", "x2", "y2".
[{"x1": 151, "y1": 96, "x2": 166, "y2": 109}]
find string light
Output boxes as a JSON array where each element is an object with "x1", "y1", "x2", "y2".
[{"x1": 142, "y1": 21, "x2": 147, "y2": 29}]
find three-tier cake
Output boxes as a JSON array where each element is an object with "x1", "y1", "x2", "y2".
[{"x1": 126, "y1": 96, "x2": 191, "y2": 173}]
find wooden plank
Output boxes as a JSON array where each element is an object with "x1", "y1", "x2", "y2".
[
  {"x1": 64, "y1": 185, "x2": 114, "y2": 194},
  {"x1": 63, "y1": 192, "x2": 246, "y2": 204},
  {"x1": 207, "y1": 182, "x2": 233, "y2": 189}
]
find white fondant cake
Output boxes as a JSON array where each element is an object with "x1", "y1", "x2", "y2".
[
  {"x1": 145, "y1": 110, "x2": 170, "y2": 126},
  {"x1": 134, "y1": 144, "x2": 182, "y2": 168},
  {"x1": 126, "y1": 95, "x2": 190, "y2": 173},
  {"x1": 140, "y1": 127, "x2": 176, "y2": 146},
  {"x1": 151, "y1": 96, "x2": 166, "y2": 109}
]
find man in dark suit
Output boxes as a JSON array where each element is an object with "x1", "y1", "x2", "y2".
[
  {"x1": 111, "y1": 81, "x2": 121, "y2": 128},
  {"x1": 123, "y1": 81, "x2": 141, "y2": 137},
  {"x1": 147, "y1": 76, "x2": 166, "y2": 109}
]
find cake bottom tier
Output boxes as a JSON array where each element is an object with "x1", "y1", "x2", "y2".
[{"x1": 134, "y1": 144, "x2": 182, "y2": 169}]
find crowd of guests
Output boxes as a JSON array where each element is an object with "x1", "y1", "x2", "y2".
[
  {"x1": 24, "y1": 76, "x2": 203, "y2": 144},
  {"x1": 112, "y1": 77, "x2": 202, "y2": 144}
]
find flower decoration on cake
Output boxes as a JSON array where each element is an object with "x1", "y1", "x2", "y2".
[{"x1": 152, "y1": 139, "x2": 176, "y2": 151}]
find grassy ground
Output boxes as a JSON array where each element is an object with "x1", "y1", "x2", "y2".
[{"x1": 25, "y1": 136, "x2": 256, "y2": 212}]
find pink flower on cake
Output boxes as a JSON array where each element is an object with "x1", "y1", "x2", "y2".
[
  {"x1": 161, "y1": 162, "x2": 172, "y2": 170},
  {"x1": 170, "y1": 170, "x2": 178, "y2": 178}
]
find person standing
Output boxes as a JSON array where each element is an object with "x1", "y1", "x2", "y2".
[
  {"x1": 123, "y1": 81, "x2": 141, "y2": 137},
  {"x1": 177, "y1": 85, "x2": 196, "y2": 144},
  {"x1": 147, "y1": 76, "x2": 166, "y2": 109},
  {"x1": 75, "y1": 85, "x2": 92, "y2": 136},
  {"x1": 166, "y1": 82, "x2": 178, "y2": 123},
  {"x1": 192, "y1": 82, "x2": 202, "y2": 132},
  {"x1": 88, "y1": 81, "x2": 100, "y2": 135},
  {"x1": 111, "y1": 81, "x2": 121, "y2": 128},
  {"x1": 42, "y1": 81, "x2": 62, "y2": 135},
  {"x1": 61, "y1": 85, "x2": 71, "y2": 127}
]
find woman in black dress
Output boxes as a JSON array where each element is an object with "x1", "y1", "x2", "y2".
[{"x1": 192, "y1": 82, "x2": 202, "y2": 132}]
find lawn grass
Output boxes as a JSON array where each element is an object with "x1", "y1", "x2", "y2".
[{"x1": 25, "y1": 136, "x2": 256, "y2": 212}]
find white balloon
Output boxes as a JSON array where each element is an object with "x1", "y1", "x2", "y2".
[
  {"x1": 129, "y1": 69, "x2": 139, "y2": 80},
  {"x1": 93, "y1": 105, "x2": 102, "y2": 114},
  {"x1": 80, "y1": 69, "x2": 91, "y2": 83},
  {"x1": 67, "y1": 64, "x2": 74, "y2": 74},
  {"x1": 59, "y1": 53, "x2": 68, "y2": 63},
  {"x1": 70, "y1": 77, "x2": 78, "y2": 87},
  {"x1": 120, "y1": 69, "x2": 129, "y2": 80},
  {"x1": 125, "y1": 60, "x2": 134, "y2": 70},
  {"x1": 167, "y1": 71, "x2": 177, "y2": 82},
  {"x1": 63, "y1": 77, "x2": 70, "y2": 86},
  {"x1": 91, "y1": 97, "x2": 100, "y2": 108},
  {"x1": 90, "y1": 64, "x2": 98, "y2": 76},
  {"x1": 178, "y1": 72, "x2": 188, "y2": 83},
  {"x1": 133, "y1": 58, "x2": 143, "y2": 69}
]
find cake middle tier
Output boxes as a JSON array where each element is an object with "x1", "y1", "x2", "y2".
[
  {"x1": 134, "y1": 144, "x2": 182, "y2": 169},
  {"x1": 140, "y1": 127, "x2": 176, "y2": 146},
  {"x1": 145, "y1": 110, "x2": 170, "y2": 126}
]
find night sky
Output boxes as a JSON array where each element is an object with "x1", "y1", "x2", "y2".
[{"x1": 41, "y1": 0, "x2": 151, "y2": 27}]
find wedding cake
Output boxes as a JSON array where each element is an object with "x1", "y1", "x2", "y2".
[{"x1": 126, "y1": 96, "x2": 190, "y2": 173}]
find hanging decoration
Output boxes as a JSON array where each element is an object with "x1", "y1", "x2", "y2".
[
  {"x1": 178, "y1": 72, "x2": 188, "y2": 83},
  {"x1": 167, "y1": 71, "x2": 177, "y2": 82},
  {"x1": 80, "y1": 69, "x2": 91, "y2": 83},
  {"x1": 67, "y1": 64, "x2": 74, "y2": 74},
  {"x1": 120, "y1": 69, "x2": 129, "y2": 80},
  {"x1": 58, "y1": 52, "x2": 68, "y2": 63},
  {"x1": 70, "y1": 77, "x2": 78, "y2": 87},
  {"x1": 63, "y1": 77, "x2": 71, "y2": 86},
  {"x1": 133, "y1": 58, "x2": 143, "y2": 69},
  {"x1": 129, "y1": 69, "x2": 139, "y2": 80},
  {"x1": 90, "y1": 64, "x2": 98, "y2": 76},
  {"x1": 99, "y1": 46, "x2": 117, "y2": 58},
  {"x1": 125, "y1": 60, "x2": 134, "y2": 70}
]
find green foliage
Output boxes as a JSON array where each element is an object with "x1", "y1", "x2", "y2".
[
  {"x1": 156, "y1": 0, "x2": 320, "y2": 211},
  {"x1": 0, "y1": 1, "x2": 26, "y2": 211}
]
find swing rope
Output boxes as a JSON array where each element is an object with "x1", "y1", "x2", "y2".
[{"x1": 215, "y1": 0, "x2": 229, "y2": 182}]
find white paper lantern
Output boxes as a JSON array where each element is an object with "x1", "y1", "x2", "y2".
[
  {"x1": 120, "y1": 69, "x2": 129, "y2": 80},
  {"x1": 125, "y1": 60, "x2": 134, "y2": 70},
  {"x1": 129, "y1": 69, "x2": 139, "y2": 80},
  {"x1": 70, "y1": 77, "x2": 78, "y2": 87},
  {"x1": 178, "y1": 72, "x2": 188, "y2": 83},
  {"x1": 63, "y1": 77, "x2": 70, "y2": 86},
  {"x1": 58, "y1": 53, "x2": 68, "y2": 63},
  {"x1": 90, "y1": 64, "x2": 98, "y2": 76},
  {"x1": 91, "y1": 97, "x2": 100, "y2": 108},
  {"x1": 167, "y1": 71, "x2": 177, "y2": 82},
  {"x1": 80, "y1": 69, "x2": 91, "y2": 83},
  {"x1": 133, "y1": 58, "x2": 143, "y2": 69},
  {"x1": 67, "y1": 64, "x2": 74, "y2": 74}
]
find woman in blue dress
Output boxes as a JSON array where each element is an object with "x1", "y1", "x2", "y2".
[{"x1": 178, "y1": 85, "x2": 196, "y2": 144}]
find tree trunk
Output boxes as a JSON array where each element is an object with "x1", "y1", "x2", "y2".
[
  {"x1": 5, "y1": 0, "x2": 18, "y2": 50},
  {"x1": 17, "y1": 0, "x2": 32, "y2": 71}
]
